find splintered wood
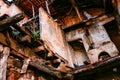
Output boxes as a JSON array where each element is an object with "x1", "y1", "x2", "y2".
[{"x1": 0, "y1": 45, "x2": 10, "y2": 80}]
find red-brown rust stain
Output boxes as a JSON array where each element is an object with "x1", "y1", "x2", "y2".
[
  {"x1": 8, "y1": 73, "x2": 14, "y2": 80},
  {"x1": 62, "y1": 8, "x2": 104, "y2": 28}
]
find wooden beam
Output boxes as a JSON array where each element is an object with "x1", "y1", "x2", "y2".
[
  {"x1": 70, "y1": 0, "x2": 82, "y2": 21},
  {"x1": 29, "y1": 58, "x2": 73, "y2": 79},
  {"x1": 33, "y1": 46, "x2": 46, "y2": 52},
  {"x1": 0, "y1": 13, "x2": 24, "y2": 31},
  {"x1": 0, "y1": 31, "x2": 72, "y2": 79},
  {"x1": 12, "y1": 24, "x2": 32, "y2": 37},
  {"x1": 73, "y1": 55, "x2": 120, "y2": 77},
  {"x1": 0, "y1": 14, "x2": 8, "y2": 21},
  {"x1": 0, "y1": 46, "x2": 10, "y2": 80},
  {"x1": 0, "y1": 14, "x2": 32, "y2": 38}
]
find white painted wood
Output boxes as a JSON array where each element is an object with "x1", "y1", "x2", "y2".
[{"x1": 21, "y1": 59, "x2": 31, "y2": 74}]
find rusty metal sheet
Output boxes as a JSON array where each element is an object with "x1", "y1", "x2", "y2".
[{"x1": 39, "y1": 7, "x2": 74, "y2": 67}]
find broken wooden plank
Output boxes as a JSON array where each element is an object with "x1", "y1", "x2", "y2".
[
  {"x1": 0, "y1": 14, "x2": 32, "y2": 38},
  {"x1": 29, "y1": 58, "x2": 73, "y2": 79},
  {"x1": 0, "y1": 46, "x2": 10, "y2": 80},
  {"x1": 11, "y1": 49, "x2": 73, "y2": 79},
  {"x1": 94, "y1": 16, "x2": 115, "y2": 26},
  {"x1": 0, "y1": 31, "x2": 72, "y2": 79},
  {"x1": 0, "y1": 13, "x2": 24, "y2": 31},
  {"x1": 12, "y1": 24, "x2": 32, "y2": 37}
]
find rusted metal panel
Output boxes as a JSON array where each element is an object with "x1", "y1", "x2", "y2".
[{"x1": 39, "y1": 7, "x2": 74, "y2": 67}]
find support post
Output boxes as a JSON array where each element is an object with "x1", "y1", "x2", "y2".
[{"x1": 0, "y1": 46, "x2": 10, "y2": 80}]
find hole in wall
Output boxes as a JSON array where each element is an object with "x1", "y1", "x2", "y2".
[
  {"x1": 98, "y1": 52, "x2": 111, "y2": 61},
  {"x1": 69, "y1": 40, "x2": 90, "y2": 68}
]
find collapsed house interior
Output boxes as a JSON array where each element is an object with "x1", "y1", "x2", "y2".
[{"x1": 0, "y1": 0, "x2": 120, "y2": 80}]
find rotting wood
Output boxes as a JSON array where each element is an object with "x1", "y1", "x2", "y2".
[
  {"x1": 29, "y1": 58, "x2": 73, "y2": 79},
  {"x1": 11, "y1": 50, "x2": 27, "y2": 59},
  {"x1": 0, "y1": 32, "x2": 8, "y2": 45},
  {"x1": 6, "y1": 31, "x2": 39, "y2": 58},
  {"x1": 12, "y1": 24, "x2": 32, "y2": 37},
  {"x1": 20, "y1": 35, "x2": 31, "y2": 43},
  {"x1": 33, "y1": 45, "x2": 46, "y2": 52},
  {"x1": 11, "y1": 49, "x2": 73, "y2": 79},
  {"x1": 0, "y1": 14, "x2": 32, "y2": 38},
  {"x1": 1, "y1": 0, "x2": 120, "y2": 80},
  {"x1": 0, "y1": 13, "x2": 74, "y2": 79},
  {"x1": 56, "y1": 62, "x2": 72, "y2": 72},
  {"x1": 0, "y1": 46, "x2": 10, "y2": 80},
  {"x1": 21, "y1": 58, "x2": 31, "y2": 73},
  {"x1": 89, "y1": 16, "x2": 115, "y2": 25},
  {"x1": 0, "y1": 14, "x2": 8, "y2": 21},
  {"x1": 0, "y1": 13, "x2": 24, "y2": 31},
  {"x1": 73, "y1": 55, "x2": 120, "y2": 77},
  {"x1": 0, "y1": 31, "x2": 72, "y2": 79}
]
